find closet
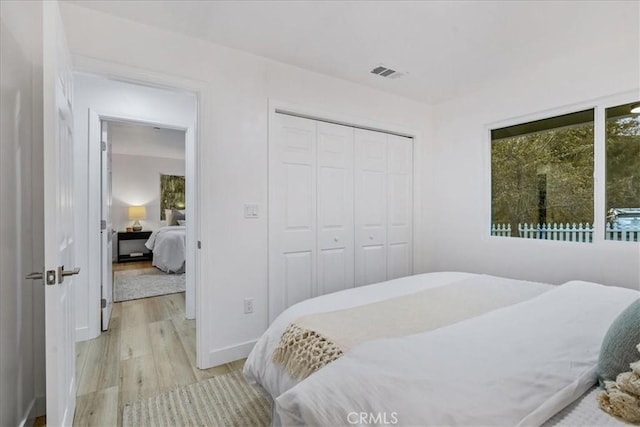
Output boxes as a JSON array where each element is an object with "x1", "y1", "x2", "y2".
[{"x1": 268, "y1": 113, "x2": 413, "y2": 322}]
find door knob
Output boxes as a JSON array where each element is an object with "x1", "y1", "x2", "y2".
[
  {"x1": 61, "y1": 267, "x2": 81, "y2": 277},
  {"x1": 57, "y1": 266, "x2": 80, "y2": 284}
]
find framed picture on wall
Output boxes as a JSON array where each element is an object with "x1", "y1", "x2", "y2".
[{"x1": 160, "y1": 174, "x2": 185, "y2": 219}]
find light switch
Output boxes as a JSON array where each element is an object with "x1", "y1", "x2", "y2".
[{"x1": 244, "y1": 204, "x2": 259, "y2": 218}]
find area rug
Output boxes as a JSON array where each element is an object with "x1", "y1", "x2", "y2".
[
  {"x1": 114, "y1": 268, "x2": 185, "y2": 302},
  {"x1": 122, "y1": 370, "x2": 271, "y2": 427}
]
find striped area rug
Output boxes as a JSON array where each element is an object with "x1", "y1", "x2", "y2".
[{"x1": 122, "y1": 370, "x2": 271, "y2": 426}]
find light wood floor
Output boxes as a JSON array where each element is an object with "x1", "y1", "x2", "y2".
[{"x1": 70, "y1": 263, "x2": 245, "y2": 426}]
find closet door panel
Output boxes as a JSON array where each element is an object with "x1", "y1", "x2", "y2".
[
  {"x1": 363, "y1": 245, "x2": 387, "y2": 285},
  {"x1": 284, "y1": 251, "x2": 313, "y2": 307},
  {"x1": 269, "y1": 114, "x2": 316, "y2": 322},
  {"x1": 317, "y1": 122, "x2": 354, "y2": 295},
  {"x1": 387, "y1": 135, "x2": 413, "y2": 280},
  {"x1": 318, "y1": 248, "x2": 348, "y2": 295},
  {"x1": 388, "y1": 243, "x2": 411, "y2": 280},
  {"x1": 355, "y1": 129, "x2": 388, "y2": 286}
]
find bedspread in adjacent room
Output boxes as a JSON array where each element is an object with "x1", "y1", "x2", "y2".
[{"x1": 145, "y1": 226, "x2": 186, "y2": 273}]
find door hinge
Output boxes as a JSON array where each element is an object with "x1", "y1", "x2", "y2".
[
  {"x1": 101, "y1": 141, "x2": 106, "y2": 151},
  {"x1": 197, "y1": 240, "x2": 201, "y2": 249},
  {"x1": 101, "y1": 298, "x2": 107, "y2": 309},
  {"x1": 101, "y1": 220, "x2": 106, "y2": 230}
]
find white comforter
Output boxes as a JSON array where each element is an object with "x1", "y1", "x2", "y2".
[
  {"x1": 275, "y1": 281, "x2": 639, "y2": 426},
  {"x1": 145, "y1": 226, "x2": 186, "y2": 273},
  {"x1": 244, "y1": 272, "x2": 551, "y2": 402}
]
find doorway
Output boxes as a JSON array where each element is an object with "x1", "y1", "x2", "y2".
[
  {"x1": 105, "y1": 121, "x2": 188, "y2": 314},
  {"x1": 72, "y1": 73, "x2": 198, "y2": 345}
]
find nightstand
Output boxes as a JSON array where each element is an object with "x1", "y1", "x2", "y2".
[{"x1": 117, "y1": 231, "x2": 153, "y2": 263}]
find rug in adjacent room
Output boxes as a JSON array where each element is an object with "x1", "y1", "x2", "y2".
[
  {"x1": 114, "y1": 268, "x2": 186, "y2": 302},
  {"x1": 122, "y1": 370, "x2": 271, "y2": 427}
]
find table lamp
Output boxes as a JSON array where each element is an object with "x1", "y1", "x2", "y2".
[{"x1": 128, "y1": 205, "x2": 146, "y2": 232}]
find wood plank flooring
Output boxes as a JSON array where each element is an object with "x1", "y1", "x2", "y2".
[{"x1": 71, "y1": 264, "x2": 245, "y2": 427}]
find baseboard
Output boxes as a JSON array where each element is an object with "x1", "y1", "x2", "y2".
[
  {"x1": 75, "y1": 325, "x2": 99, "y2": 342},
  {"x1": 206, "y1": 340, "x2": 256, "y2": 368},
  {"x1": 18, "y1": 398, "x2": 36, "y2": 427},
  {"x1": 35, "y1": 394, "x2": 46, "y2": 417}
]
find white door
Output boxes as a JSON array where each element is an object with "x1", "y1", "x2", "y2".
[
  {"x1": 269, "y1": 114, "x2": 317, "y2": 322},
  {"x1": 316, "y1": 122, "x2": 354, "y2": 295},
  {"x1": 387, "y1": 135, "x2": 413, "y2": 279},
  {"x1": 42, "y1": 1, "x2": 78, "y2": 425},
  {"x1": 100, "y1": 121, "x2": 113, "y2": 330},
  {"x1": 354, "y1": 129, "x2": 388, "y2": 286}
]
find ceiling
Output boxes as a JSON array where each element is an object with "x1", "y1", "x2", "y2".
[
  {"x1": 66, "y1": 1, "x2": 638, "y2": 105},
  {"x1": 109, "y1": 121, "x2": 185, "y2": 160}
]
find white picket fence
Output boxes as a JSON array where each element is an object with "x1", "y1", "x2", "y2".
[{"x1": 491, "y1": 222, "x2": 640, "y2": 242}]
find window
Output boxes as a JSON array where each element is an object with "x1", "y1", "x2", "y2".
[
  {"x1": 491, "y1": 110, "x2": 594, "y2": 242},
  {"x1": 605, "y1": 102, "x2": 640, "y2": 242}
]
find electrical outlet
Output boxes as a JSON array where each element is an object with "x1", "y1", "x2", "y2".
[{"x1": 243, "y1": 298, "x2": 254, "y2": 314}]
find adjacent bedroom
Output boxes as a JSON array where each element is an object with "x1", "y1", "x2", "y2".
[{"x1": 109, "y1": 121, "x2": 188, "y2": 304}]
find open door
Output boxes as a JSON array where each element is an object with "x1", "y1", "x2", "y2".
[
  {"x1": 101, "y1": 121, "x2": 114, "y2": 330},
  {"x1": 43, "y1": 1, "x2": 78, "y2": 424}
]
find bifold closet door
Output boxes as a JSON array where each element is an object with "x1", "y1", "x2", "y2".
[
  {"x1": 387, "y1": 134, "x2": 413, "y2": 279},
  {"x1": 355, "y1": 129, "x2": 413, "y2": 286},
  {"x1": 354, "y1": 129, "x2": 388, "y2": 286},
  {"x1": 269, "y1": 115, "x2": 356, "y2": 321},
  {"x1": 269, "y1": 114, "x2": 317, "y2": 322},
  {"x1": 316, "y1": 122, "x2": 354, "y2": 296},
  {"x1": 270, "y1": 113, "x2": 412, "y2": 321}
]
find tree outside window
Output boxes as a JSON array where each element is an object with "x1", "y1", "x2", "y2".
[{"x1": 491, "y1": 110, "x2": 594, "y2": 242}]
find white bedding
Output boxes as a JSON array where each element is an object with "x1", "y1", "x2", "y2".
[
  {"x1": 145, "y1": 226, "x2": 186, "y2": 273},
  {"x1": 274, "y1": 281, "x2": 639, "y2": 426},
  {"x1": 244, "y1": 272, "x2": 552, "y2": 402}
]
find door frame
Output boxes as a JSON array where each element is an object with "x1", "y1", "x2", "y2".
[
  {"x1": 75, "y1": 56, "x2": 207, "y2": 367},
  {"x1": 267, "y1": 99, "x2": 422, "y2": 322}
]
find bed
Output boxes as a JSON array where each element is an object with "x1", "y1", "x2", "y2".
[
  {"x1": 243, "y1": 272, "x2": 639, "y2": 426},
  {"x1": 145, "y1": 226, "x2": 186, "y2": 273}
]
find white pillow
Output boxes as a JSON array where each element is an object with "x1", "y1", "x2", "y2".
[{"x1": 177, "y1": 220, "x2": 186, "y2": 226}]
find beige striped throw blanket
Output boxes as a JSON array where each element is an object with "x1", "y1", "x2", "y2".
[{"x1": 273, "y1": 275, "x2": 550, "y2": 379}]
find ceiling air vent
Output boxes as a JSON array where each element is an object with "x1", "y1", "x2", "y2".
[{"x1": 370, "y1": 65, "x2": 405, "y2": 79}]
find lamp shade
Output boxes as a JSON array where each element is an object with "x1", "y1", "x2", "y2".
[{"x1": 128, "y1": 205, "x2": 147, "y2": 220}]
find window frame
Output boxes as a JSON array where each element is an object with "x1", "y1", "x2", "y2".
[{"x1": 484, "y1": 91, "x2": 639, "y2": 244}]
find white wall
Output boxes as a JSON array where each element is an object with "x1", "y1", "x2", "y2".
[
  {"x1": 112, "y1": 153, "x2": 185, "y2": 233},
  {"x1": 429, "y1": 36, "x2": 640, "y2": 289},
  {"x1": 73, "y1": 73, "x2": 196, "y2": 341},
  {"x1": 60, "y1": 3, "x2": 434, "y2": 367},
  {"x1": 0, "y1": 1, "x2": 46, "y2": 424}
]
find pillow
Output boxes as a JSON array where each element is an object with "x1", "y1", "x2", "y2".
[
  {"x1": 170, "y1": 208, "x2": 185, "y2": 225},
  {"x1": 177, "y1": 220, "x2": 186, "y2": 226},
  {"x1": 598, "y1": 298, "x2": 640, "y2": 386}
]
